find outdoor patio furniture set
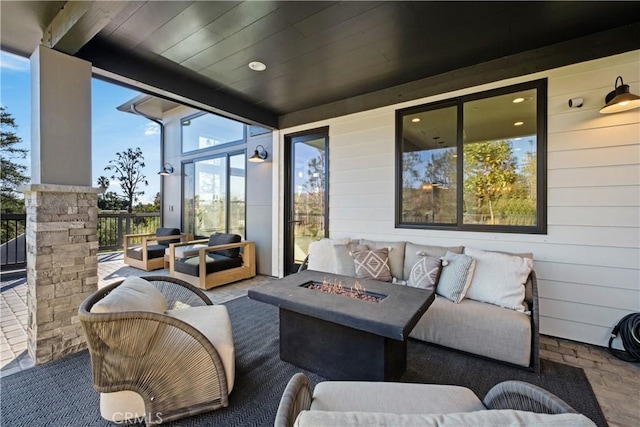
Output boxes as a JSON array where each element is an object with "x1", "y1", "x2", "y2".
[
  {"x1": 303, "y1": 238, "x2": 539, "y2": 371},
  {"x1": 123, "y1": 228, "x2": 256, "y2": 289},
  {"x1": 79, "y1": 234, "x2": 592, "y2": 425}
]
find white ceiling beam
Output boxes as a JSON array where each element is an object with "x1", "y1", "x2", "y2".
[{"x1": 42, "y1": 1, "x2": 130, "y2": 54}]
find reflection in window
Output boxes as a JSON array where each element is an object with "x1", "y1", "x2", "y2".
[
  {"x1": 396, "y1": 80, "x2": 546, "y2": 233},
  {"x1": 182, "y1": 153, "x2": 246, "y2": 238},
  {"x1": 182, "y1": 113, "x2": 244, "y2": 153}
]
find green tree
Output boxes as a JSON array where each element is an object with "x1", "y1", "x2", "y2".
[
  {"x1": 97, "y1": 175, "x2": 110, "y2": 189},
  {"x1": 1, "y1": 106, "x2": 29, "y2": 213},
  {"x1": 463, "y1": 140, "x2": 518, "y2": 224},
  {"x1": 97, "y1": 191, "x2": 128, "y2": 211},
  {"x1": 104, "y1": 147, "x2": 148, "y2": 213}
]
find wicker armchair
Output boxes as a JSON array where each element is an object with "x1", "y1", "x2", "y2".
[
  {"x1": 124, "y1": 228, "x2": 193, "y2": 271},
  {"x1": 275, "y1": 374, "x2": 584, "y2": 427},
  {"x1": 79, "y1": 276, "x2": 234, "y2": 425}
]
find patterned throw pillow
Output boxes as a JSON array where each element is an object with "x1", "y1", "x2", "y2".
[
  {"x1": 352, "y1": 248, "x2": 392, "y2": 282},
  {"x1": 436, "y1": 251, "x2": 476, "y2": 303},
  {"x1": 407, "y1": 256, "x2": 442, "y2": 291}
]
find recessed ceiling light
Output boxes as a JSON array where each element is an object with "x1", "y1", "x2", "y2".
[
  {"x1": 514, "y1": 121, "x2": 524, "y2": 126},
  {"x1": 411, "y1": 118, "x2": 421, "y2": 123},
  {"x1": 248, "y1": 61, "x2": 266, "y2": 71},
  {"x1": 512, "y1": 97, "x2": 525, "y2": 103}
]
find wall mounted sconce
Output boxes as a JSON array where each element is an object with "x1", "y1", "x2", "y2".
[
  {"x1": 599, "y1": 76, "x2": 640, "y2": 114},
  {"x1": 248, "y1": 145, "x2": 268, "y2": 163},
  {"x1": 158, "y1": 163, "x2": 174, "y2": 176}
]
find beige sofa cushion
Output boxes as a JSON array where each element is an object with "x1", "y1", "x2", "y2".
[
  {"x1": 294, "y1": 410, "x2": 596, "y2": 427},
  {"x1": 307, "y1": 238, "x2": 351, "y2": 273},
  {"x1": 91, "y1": 276, "x2": 167, "y2": 314},
  {"x1": 310, "y1": 381, "x2": 485, "y2": 414},
  {"x1": 360, "y1": 240, "x2": 406, "y2": 280},
  {"x1": 165, "y1": 305, "x2": 235, "y2": 392},
  {"x1": 411, "y1": 296, "x2": 532, "y2": 367},
  {"x1": 403, "y1": 243, "x2": 464, "y2": 280}
]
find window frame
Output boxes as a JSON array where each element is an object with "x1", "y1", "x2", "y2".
[
  {"x1": 395, "y1": 79, "x2": 547, "y2": 234},
  {"x1": 180, "y1": 111, "x2": 246, "y2": 155},
  {"x1": 181, "y1": 148, "x2": 247, "y2": 238}
]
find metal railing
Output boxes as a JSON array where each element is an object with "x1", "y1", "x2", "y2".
[{"x1": 1, "y1": 212, "x2": 160, "y2": 271}]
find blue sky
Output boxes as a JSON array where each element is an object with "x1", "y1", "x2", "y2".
[{"x1": 1, "y1": 50, "x2": 160, "y2": 203}]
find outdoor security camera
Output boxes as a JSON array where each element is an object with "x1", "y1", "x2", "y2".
[{"x1": 568, "y1": 97, "x2": 583, "y2": 108}]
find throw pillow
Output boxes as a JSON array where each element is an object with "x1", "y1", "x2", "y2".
[
  {"x1": 464, "y1": 247, "x2": 533, "y2": 312},
  {"x1": 333, "y1": 242, "x2": 369, "y2": 276},
  {"x1": 91, "y1": 276, "x2": 167, "y2": 314},
  {"x1": 208, "y1": 233, "x2": 242, "y2": 258},
  {"x1": 360, "y1": 240, "x2": 406, "y2": 281},
  {"x1": 407, "y1": 256, "x2": 442, "y2": 291},
  {"x1": 352, "y1": 248, "x2": 392, "y2": 282},
  {"x1": 436, "y1": 252, "x2": 476, "y2": 303},
  {"x1": 403, "y1": 242, "x2": 464, "y2": 280}
]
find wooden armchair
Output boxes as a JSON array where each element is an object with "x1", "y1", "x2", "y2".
[
  {"x1": 168, "y1": 233, "x2": 256, "y2": 290},
  {"x1": 123, "y1": 227, "x2": 192, "y2": 271}
]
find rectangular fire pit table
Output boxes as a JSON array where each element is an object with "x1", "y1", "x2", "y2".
[{"x1": 248, "y1": 270, "x2": 434, "y2": 381}]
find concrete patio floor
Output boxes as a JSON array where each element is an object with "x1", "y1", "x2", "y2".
[{"x1": 1, "y1": 253, "x2": 638, "y2": 426}]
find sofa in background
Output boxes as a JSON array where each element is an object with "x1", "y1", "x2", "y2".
[
  {"x1": 168, "y1": 233, "x2": 256, "y2": 290},
  {"x1": 303, "y1": 238, "x2": 540, "y2": 372},
  {"x1": 275, "y1": 373, "x2": 595, "y2": 427}
]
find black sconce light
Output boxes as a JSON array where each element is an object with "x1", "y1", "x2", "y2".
[
  {"x1": 599, "y1": 76, "x2": 640, "y2": 114},
  {"x1": 248, "y1": 145, "x2": 268, "y2": 163},
  {"x1": 158, "y1": 163, "x2": 174, "y2": 176}
]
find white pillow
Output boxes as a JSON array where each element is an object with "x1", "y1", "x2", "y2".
[
  {"x1": 464, "y1": 247, "x2": 533, "y2": 312},
  {"x1": 91, "y1": 276, "x2": 167, "y2": 314},
  {"x1": 307, "y1": 238, "x2": 351, "y2": 273}
]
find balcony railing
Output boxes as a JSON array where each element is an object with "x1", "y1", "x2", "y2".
[{"x1": 0, "y1": 212, "x2": 160, "y2": 271}]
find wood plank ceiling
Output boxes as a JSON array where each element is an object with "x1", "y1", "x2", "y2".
[{"x1": 2, "y1": 1, "x2": 640, "y2": 128}]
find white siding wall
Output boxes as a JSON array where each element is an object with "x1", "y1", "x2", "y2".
[{"x1": 278, "y1": 51, "x2": 640, "y2": 346}]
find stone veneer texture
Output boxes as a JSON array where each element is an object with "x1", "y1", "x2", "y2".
[{"x1": 23, "y1": 185, "x2": 100, "y2": 364}]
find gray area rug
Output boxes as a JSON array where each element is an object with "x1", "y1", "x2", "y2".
[{"x1": 1, "y1": 296, "x2": 607, "y2": 426}]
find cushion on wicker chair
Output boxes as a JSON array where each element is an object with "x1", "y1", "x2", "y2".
[
  {"x1": 91, "y1": 276, "x2": 167, "y2": 314},
  {"x1": 208, "y1": 233, "x2": 242, "y2": 258},
  {"x1": 165, "y1": 305, "x2": 235, "y2": 391}
]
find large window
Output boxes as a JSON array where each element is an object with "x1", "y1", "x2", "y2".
[
  {"x1": 182, "y1": 152, "x2": 246, "y2": 238},
  {"x1": 396, "y1": 79, "x2": 546, "y2": 233},
  {"x1": 181, "y1": 112, "x2": 244, "y2": 153}
]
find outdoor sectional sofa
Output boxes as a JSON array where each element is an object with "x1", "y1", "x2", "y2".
[{"x1": 303, "y1": 238, "x2": 540, "y2": 372}]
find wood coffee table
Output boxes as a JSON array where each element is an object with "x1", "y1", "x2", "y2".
[{"x1": 248, "y1": 270, "x2": 434, "y2": 381}]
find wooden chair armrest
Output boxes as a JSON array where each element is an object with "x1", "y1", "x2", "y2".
[
  {"x1": 124, "y1": 232, "x2": 156, "y2": 239},
  {"x1": 170, "y1": 239, "x2": 209, "y2": 248},
  {"x1": 274, "y1": 373, "x2": 313, "y2": 427}
]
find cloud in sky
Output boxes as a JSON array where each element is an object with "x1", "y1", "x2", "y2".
[
  {"x1": 0, "y1": 51, "x2": 29, "y2": 73},
  {"x1": 143, "y1": 122, "x2": 160, "y2": 136}
]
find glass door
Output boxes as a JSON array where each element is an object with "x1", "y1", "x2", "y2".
[{"x1": 284, "y1": 128, "x2": 329, "y2": 275}]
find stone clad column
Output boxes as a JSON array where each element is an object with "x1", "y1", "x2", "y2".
[
  {"x1": 21, "y1": 185, "x2": 102, "y2": 363},
  {"x1": 24, "y1": 46, "x2": 99, "y2": 364}
]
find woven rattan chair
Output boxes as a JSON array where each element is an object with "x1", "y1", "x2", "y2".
[
  {"x1": 79, "y1": 276, "x2": 234, "y2": 425},
  {"x1": 275, "y1": 374, "x2": 584, "y2": 427}
]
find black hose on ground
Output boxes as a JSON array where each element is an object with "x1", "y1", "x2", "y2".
[{"x1": 608, "y1": 312, "x2": 640, "y2": 363}]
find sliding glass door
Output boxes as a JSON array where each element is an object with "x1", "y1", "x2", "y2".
[{"x1": 182, "y1": 152, "x2": 245, "y2": 238}]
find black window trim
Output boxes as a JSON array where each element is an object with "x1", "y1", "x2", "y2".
[
  {"x1": 395, "y1": 78, "x2": 547, "y2": 234},
  {"x1": 180, "y1": 111, "x2": 247, "y2": 155}
]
